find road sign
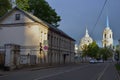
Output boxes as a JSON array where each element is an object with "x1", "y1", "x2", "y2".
[{"x1": 43, "y1": 46, "x2": 48, "y2": 51}]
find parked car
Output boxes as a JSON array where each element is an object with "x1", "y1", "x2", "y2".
[
  {"x1": 97, "y1": 59, "x2": 103, "y2": 63},
  {"x1": 89, "y1": 59, "x2": 97, "y2": 63}
]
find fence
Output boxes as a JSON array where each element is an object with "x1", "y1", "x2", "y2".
[{"x1": 0, "y1": 44, "x2": 42, "y2": 70}]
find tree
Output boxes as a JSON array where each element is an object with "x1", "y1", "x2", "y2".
[
  {"x1": 115, "y1": 50, "x2": 119, "y2": 61},
  {"x1": 16, "y1": 0, "x2": 29, "y2": 11},
  {"x1": 28, "y1": 0, "x2": 61, "y2": 27},
  {"x1": 82, "y1": 44, "x2": 88, "y2": 57},
  {"x1": 0, "y1": 0, "x2": 61, "y2": 27},
  {"x1": 82, "y1": 41, "x2": 99, "y2": 59},
  {"x1": 115, "y1": 45, "x2": 120, "y2": 61},
  {"x1": 87, "y1": 41, "x2": 99, "y2": 59},
  {"x1": 0, "y1": 0, "x2": 11, "y2": 17},
  {"x1": 99, "y1": 48, "x2": 113, "y2": 60}
]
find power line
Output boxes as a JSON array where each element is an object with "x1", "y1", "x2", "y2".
[{"x1": 91, "y1": 0, "x2": 108, "y2": 37}]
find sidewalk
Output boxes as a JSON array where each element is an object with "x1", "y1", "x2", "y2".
[
  {"x1": 24, "y1": 62, "x2": 84, "y2": 71},
  {"x1": 114, "y1": 63, "x2": 120, "y2": 80},
  {"x1": 0, "y1": 63, "x2": 80, "y2": 76}
]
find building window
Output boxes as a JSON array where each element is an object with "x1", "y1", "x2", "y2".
[
  {"x1": 15, "y1": 14, "x2": 20, "y2": 20},
  {"x1": 104, "y1": 34, "x2": 106, "y2": 38},
  {"x1": 88, "y1": 40, "x2": 89, "y2": 42},
  {"x1": 104, "y1": 44, "x2": 106, "y2": 47},
  {"x1": 110, "y1": 34, "x2": 111, "y2": 38},
  {"x1": 48, "y1": 34, "x2": 49, "y2": 40}
]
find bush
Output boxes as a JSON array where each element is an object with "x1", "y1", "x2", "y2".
[{"x1": 115, "y1": 63, "x2": 120, "y2": 71}]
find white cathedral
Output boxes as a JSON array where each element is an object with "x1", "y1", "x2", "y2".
[
  {"x1": 102, "y1": 17, "x2": 113, "y2": 48},
  {"x1": 79, "y1": 17, "x2": 113, "y2": 51},
  {"x1": 79, "y1": 28, "x2": 93, "y2": 51}
]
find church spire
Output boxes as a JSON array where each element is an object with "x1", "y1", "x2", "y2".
[
  {"x1": 106, "y1": 16, "x2": 110, "y2": 28},
  {"x1": 85, "y1": 27, "x2": 89, "y2": 37}
]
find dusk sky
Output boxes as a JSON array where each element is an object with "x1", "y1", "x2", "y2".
[{"x1": 46, "y1": 0, "x2": 120, "y2": 46}]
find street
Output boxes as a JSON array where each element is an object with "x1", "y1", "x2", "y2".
[{"x1": 0, "y1": 62, "x2": 119, "y2": 80}]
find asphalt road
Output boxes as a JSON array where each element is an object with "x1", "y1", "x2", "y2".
[{"x1": 0, "y1": 62, "x2": 119, "y2": 80}]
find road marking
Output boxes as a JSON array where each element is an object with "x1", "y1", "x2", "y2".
[
  {"x1": 34, "y1": 65, "x2": 89, "y2": 80},
  {"x1": 96, "y1": 63, "x2": 109, "y2": 80}
]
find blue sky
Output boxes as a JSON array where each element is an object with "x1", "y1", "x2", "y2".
[{"x1": 46, "y1": 0, "x2": 120, "y2": 46}]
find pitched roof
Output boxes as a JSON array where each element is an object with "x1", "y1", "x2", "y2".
[
  {"x1": 0, "y1": 7, "x2": 48, "y2": 27},
  {"x1": 0, "y1": 7, "x2": 75, "y2": 41}
]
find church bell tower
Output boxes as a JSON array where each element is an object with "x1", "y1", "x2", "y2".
[{"x1": 102, "y1": 16, "x2": 113, "y2": 48}]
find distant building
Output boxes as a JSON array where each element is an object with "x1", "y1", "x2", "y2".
[
  {"x1": 0, "y1": 7, "x2": 75, "y2": 70},
  {"x1": 102, "y1": 16, "x2": 113, "y2": 48},
  {"x1": 75, "y1": 44, "x2": 78, "y2": 56},
  {"x1": 79, "y1": 28, "x2": 93, "y2": 51}
]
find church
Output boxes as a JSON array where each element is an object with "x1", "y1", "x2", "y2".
[
  {"x1": 79, "y1": 28, "x2": 93, "y2": 51},
  {"x1": 102, "y1": 16, "x2": 113, "y2": 48},
  {"x1": 78, "y1": 16, "x2": 113, "y2": 51}
]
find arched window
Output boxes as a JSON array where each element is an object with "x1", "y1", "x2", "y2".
[
  {"x1": 104, "y1": 43, "x2": 106, "y2": 47},
  {"x1": 104, "y1": 34, "x2": 106, "y2": 38},
  {"x1": 110, "y1": 34, "x2": 111, "y2": 38}
]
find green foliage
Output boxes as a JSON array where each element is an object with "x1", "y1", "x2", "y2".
[
  {"x1": 81, "y1": 44, "x2": 88, "y2": 57},
  {"x1": 116, "y1": 45, "x2": 120, "y2": 52},
  {"x1": 82, "y1": 41, "x2": 99, "y2": 59},
  {"x1": 116, "y1": 50, "x2": 120, "y2": 54},
  {"x1": 0, "y1": 0, "x2": 61, "y2": 27},
  {"x1": 115, "y1": 63, "x2": 120, "y2": 71},
  {"x1": 0, "y1": 0, "x2": 11, "y2": 17},
  {"x1": 87, "y1": 41, "x2": 99, "y2": 58},
  {"x1": 82, "y1": 41, "x2": 113, "y2": 60},
  {"x1": 99, "y1": 48, "x2": 113, "y2": 60},
  {"x1": 16, "y1": 0, "x2": 29, "y2": 11},
  {"x1": 28, "y1": 0, "x2": 61, "y2": 27}
]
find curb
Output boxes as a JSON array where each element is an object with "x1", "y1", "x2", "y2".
[
  {"x1": 0, "y1": 63, "x2": 83, "y2": 76},
  {"x1": 116, "y1": 71, "x2": 120, "y2": 80},
  {"x1": 114, "y1": 63, "x2": 120, "y2": 80},
  {"x1": 23, "y1": 63, "x2": 84, "y2": 71}
]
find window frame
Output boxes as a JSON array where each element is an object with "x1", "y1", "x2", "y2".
[{"x1": 15, "y1": 14, "x2": 20, "y2": 20}]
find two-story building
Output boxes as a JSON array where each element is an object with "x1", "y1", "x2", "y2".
[{"x1": 0, "y1": 7, "x2": 75, "y2": 70}]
